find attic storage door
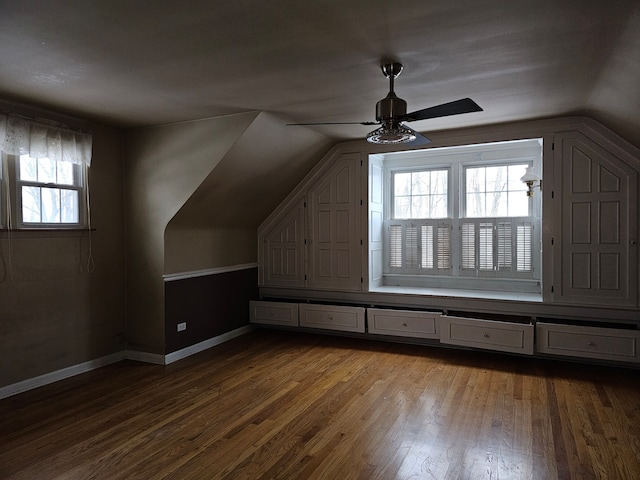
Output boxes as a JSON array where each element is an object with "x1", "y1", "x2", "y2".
[
  {"x1": 262, "y1": 198, "x2": 306, "y2": 287},
  {"x1": 553, "y1": 132, "x2": 638, "y2": 306},
  {"x1": 307, "y1": 153, "x2": 361, "y2": 291}
]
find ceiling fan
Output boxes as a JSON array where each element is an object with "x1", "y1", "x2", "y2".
[{"x1": 287, "y1": 62, "x2": 483, "y2": 146}]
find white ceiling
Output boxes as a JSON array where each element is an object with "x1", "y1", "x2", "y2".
[{"x1": 1, "y1": 0, "x2": 639, "y2": 147}]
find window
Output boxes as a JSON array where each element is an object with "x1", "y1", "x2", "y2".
[
  {"x1": 0, "y1": 154, "x2": 86, "y2": 228},
  {"x1": 371, "y1": 139, "x2": 543, "y2": 294},
  {"x1": 0, "y1": 113, "x2": 92, "y2": 229},
  {"x1": 17, "y1": 155, "x2": 83, "y2": 225}
]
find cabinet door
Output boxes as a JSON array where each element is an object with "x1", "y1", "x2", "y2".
[
  {"x1": 261, "y1": 198, "x2": 306, "y2": 287},
  {"x1": 553, "y1": 132, "x2": 637, "y2": 306},
  {"x1": 307, "y1": 153, "x2": 362, "y2": 291}
]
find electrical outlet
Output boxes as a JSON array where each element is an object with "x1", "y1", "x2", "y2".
[{"x1": 177, "y1": 322, "x2": 187, "y2": 332}]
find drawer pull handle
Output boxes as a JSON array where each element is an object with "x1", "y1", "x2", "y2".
[
  {"x1": 402, "y1": 322, "x2": 408, "y2": 327},
  {"x1": 587, "y1": 341, "x2": 595, "y2": 347},
  {"x1": 483, "y1": 333, "x2": 490, "y2": 338},
  {"x1": 328, "y1": 315, "x2": 333, "y2": 320}
]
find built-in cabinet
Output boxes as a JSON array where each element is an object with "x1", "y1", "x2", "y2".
[
  {"x1": 257, "y1": 117, "x2": 640, "y2": 367},
  {"x1": 552, "y1": 131, "x2": 638, "y2": 307},
  {"x1": 440, "y1": 315, "x2": 534, "y2": 355},
  {"x1": 250, "y1": 300, "x2": 640, "y2": 365},
  {"x1": 259, "y1": 152, "x2": 362, "y2": 292}
]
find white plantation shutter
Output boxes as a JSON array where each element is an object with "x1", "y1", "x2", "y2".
[
  {"x1": 405, "y1": 225, "x2": 418, "y2": 268},
  {"x1": 460, "y1": 218, "x2": 534, "y2": 277},
  {"x1": 437, "y1": 224, "x2": 451, "y2": 270},
  {"x1": 461, "y1": 223, "x2": 475, "y2": 270},
  {"x1": 497, "y1": 221, "x2": 512, "y2": 270},
  {"x1": 517, "y1": 222, "x2": 533, "y2": 272},
  {"x1": 389, "y1": 224, "x2": 402, "y2": 268},
  {"x1": 388, "y1": 220, "x2": 451, "y2": 274},
  {"x1": 479, "y1": 222, "x2": 494, "y2": 271},
  {"x1": 421, "y1": 225, "x2": 434, "y2": 269}
]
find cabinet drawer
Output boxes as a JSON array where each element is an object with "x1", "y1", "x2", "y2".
[
  {"x1": 367, "y1": 308, "x2": 440, "y2": 339},
  {"x1": 537, "y1": 323, "x2": 640, "y2": 363},
  {"x1": 440, "y1": 316, "x2": 534, "y2": 355},
  {"x1": 299, "y1": 304, "x2": 365, "y2": 333},
  {"x1": 250, "y1": 301, "x2": 299, "y2": 327}
]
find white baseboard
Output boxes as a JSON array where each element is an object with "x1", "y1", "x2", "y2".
[
  {"x1": 124, "y1": 350, "x2": 166, "y2": 365},
  {"x1": 0, "y1": 351, "x2": 125, "y2": 400},
  {"x1": 0, "y1": 326, "x2": 255, "y2": 399},
  {"x1": 164, "y1": 325, "x2": 254, "y2": 364}
]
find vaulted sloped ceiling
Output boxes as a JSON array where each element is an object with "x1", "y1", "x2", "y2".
[
  {"x1": 0, "y1": 0, "x2": 639, "y2": 148},
  {"x1": 168, "y1": 112, "x2": 331, "y2": 229}
]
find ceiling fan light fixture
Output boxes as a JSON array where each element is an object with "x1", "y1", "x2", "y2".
[{"x1": 366, "y1": 123, "x2": 416, "y2": 144}]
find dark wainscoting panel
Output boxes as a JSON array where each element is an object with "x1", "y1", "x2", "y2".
[{"x1": 165, "y1": 267, "x2": 258, "y2": 354}]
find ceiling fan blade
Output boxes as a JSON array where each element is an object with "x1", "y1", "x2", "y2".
[
  {"x1": 403, "y1": 124, "x2": 431, "y2": 146},
  {"x1": 286, "y1": 121, "x2": 379, "y2": 126},
  {"x1": 401, "y1": 98, "x2": 482, "y2": 122}
]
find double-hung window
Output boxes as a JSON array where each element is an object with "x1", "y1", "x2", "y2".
[
  {"x1": 0, "y1": 113, "x2": 91, "y2": 229},
  {"x1": 374, "y1": 138, "x2": 542, "y2": 294},
  {"x1": 388, "y1": 168, "x2": 452, "y2": 274},
  {"x1": 17, "y1": 154, "x2": 84, "y2": 226}
]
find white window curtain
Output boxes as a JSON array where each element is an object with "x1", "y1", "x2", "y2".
[{"x1": 0, "y1": 113, "x2": 92, "y2": 166}]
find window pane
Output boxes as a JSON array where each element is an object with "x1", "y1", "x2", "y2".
[
  {"x1": 61, "y1": 189, "x2": 79, "y2": 223},
  {"x1": 466, "y1": 167, "x2": 485, "y2": 196},
  {"x1": 394, "y1": 172, "x2": 411, "y2": 196},
  {"x1": 19, "y1": 155, "x2": 38, "y2": 181},
  {"x1": 466, "y1": 192, "x2": 485, "y2": 217},
  {"x1": 465, "y1": 163, "x2": 532, "y2": 218},
  {"x1": 412, "y1": 171, "x2": 430, "y2": 195},
  {"x1": 394, "y1": 169, "x2": 448, "y2": 219},
  {"x1": 57, "y1": 161, "x2": 74, "y2": 186},
  {"x1": 431, "y1": 194, "x2": 448, "y2": 218},
  {"x1": 486, "y1": 165, "x2": 507, "y2": 193},
  {"x1": 508, "y1": 191, "x2": 529, "y2": 216},
  {"x1": 508, "y1": 165, "x2": 529, "y2": 191},
  {"x1": 394, "y1": 196, "x2": 411, "y2": 219},
  {"x1": 37, "y1": 157, "x2": 56, "y2": 183},
  {"x1": 487, "y1": 192, "x2": 507, "y2": 217},
  {"x1": 22, "y1": 186, "x2": 41, "y2": 222},
  {"x1": 41, "y1": 187, "x2": 61, "y2": 223},
  {"x1": 431, "y1": 170, "x2": 448, "y2": 195},
  {"x1": 411, "y1": 196, "x2": 429, "y2": 218}
]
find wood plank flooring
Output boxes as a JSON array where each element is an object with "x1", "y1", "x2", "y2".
[{"x1": 1, "y1": 329, "x2": 639, "y2": 479}]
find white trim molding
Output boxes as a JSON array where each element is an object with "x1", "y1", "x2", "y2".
[
  {"x1": 0, "y1": 351, "x2": 125, "y2": 400},
  {"x1": 163, "y1": 262, "x2": 259, "y2": 282},
  {"x1": 124, "y1": 350, "x2": 165, "y2": 365},
  {"x1": 0, "y1": 326, "x2": 254, "y2": 399},
  {"x1": 164, "y1": 325, "x2": 254, "y2": 364}
]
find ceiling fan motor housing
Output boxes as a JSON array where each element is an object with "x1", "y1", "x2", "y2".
[{"x1": 375, "y1": 94, "x2": 407, "y2": 123}]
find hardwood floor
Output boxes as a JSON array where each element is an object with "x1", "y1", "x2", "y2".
[{"x1": 1, "y1": 329, "x2": 639, "y2": 479}]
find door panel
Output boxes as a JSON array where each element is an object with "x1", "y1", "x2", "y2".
[
  {"x1": 554, "y1": 132, "x2": 637, "y2": 306},
  {"x1": 308, "y1": 153, "x2": 361, "y2": 291}
]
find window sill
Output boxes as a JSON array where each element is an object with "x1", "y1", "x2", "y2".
[
  {"x1": 0, "y1": 227, "x2": 95, "y2": 237},
  {"x1": 369, "y1": 285, "x2": 543, "y2": 303}
]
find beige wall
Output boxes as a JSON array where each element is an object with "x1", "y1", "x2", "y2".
[
  {"x1": 164, "y1": 227, "x2": 257, "y2": 274},
  {"x1": 163, "y1": 112, "x2": 331, "y2": 275},
  {"x1": 123, "y1": 112, "x2": 259, "y2": 354},
  {"x1": 1, "y1": 108, "x2": 330, "y2": 388},
  {"x1": 0, "y1": 124, "x2": 126, "y2": 388}
]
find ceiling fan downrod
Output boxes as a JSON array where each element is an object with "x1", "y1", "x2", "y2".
[{"x1": 376, "y1": 62, "x2": 408, "y2": 123}]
